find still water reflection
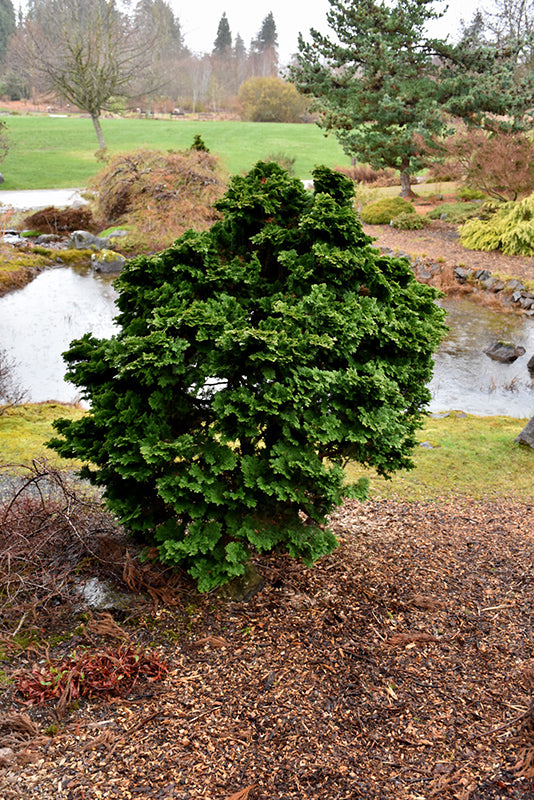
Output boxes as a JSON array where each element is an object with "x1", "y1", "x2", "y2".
[
  {"x1": 0, "y1": 265, "x2": 118, "y2": 404},
  {"x1": 1, "y1": 267, "x2": 534, "y2": 417}
]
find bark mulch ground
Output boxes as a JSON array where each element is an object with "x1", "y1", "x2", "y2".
[
  {"x1": 363, "y1": 212, "x2": 534, "y2": 288},
  {"x1": 1, "y1": 496, "x2": 534, "y2": 800}
]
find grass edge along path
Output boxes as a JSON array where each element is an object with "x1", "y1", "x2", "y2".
[{"x1": 1, "y1": 403, "x2": 532, "y2": 502}]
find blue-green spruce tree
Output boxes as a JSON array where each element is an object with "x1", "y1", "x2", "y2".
[{"x1": 50, "y1": 164, "x2": 446, "y2": 590}]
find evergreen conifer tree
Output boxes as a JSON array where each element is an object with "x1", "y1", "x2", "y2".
[
  {"x1": 50, "y1": 163, "x2": 446, "y2": 591},
  {"x1": 292, "y1": 0, "x2": 534, "y2": 197},
  {"x1": 213, "y1": 12, "x2": 232, "y2": 56}
]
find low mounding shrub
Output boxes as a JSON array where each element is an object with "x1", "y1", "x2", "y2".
[
  {"x1": 23, "y1": 206, "x2": 96, "y2": 234},
  {"x1": 460, "y1": 193, "x2": 534, "y2": 255},
  {"x1": 360, "y1": 196, "x2": 415, "y2": 224},
  {"x1": 335, "y1": 164, "x2": 399, "y2": 187},
  {"x1": 391, "y1": 211, "x2": 430, "y2": 230},
  {"x1": 89, "y1": 147, "x2": 227, "y2": 251},
  {"x1": 426, "y1": 201, "x2": 487, "y2": 224}
]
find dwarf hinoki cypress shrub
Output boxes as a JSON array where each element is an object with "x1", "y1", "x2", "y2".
[{"x1": 50, "y1": 163, "x2": 446, "y2": 591}]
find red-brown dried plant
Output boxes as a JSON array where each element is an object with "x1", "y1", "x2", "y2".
[
  {"x1": 425, "y1": 127, "x2": 534, "y2": 201},
  {"x1": 23, "y1": 205, "x2": 97, "y2": 234},
  {"x1": 15, "y1": 644, "x2": 168, "y2": 716},
  {"x1": 334, "y1": 163, "x2": 400, "y2": 187}
]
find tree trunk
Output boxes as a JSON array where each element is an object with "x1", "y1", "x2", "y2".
[
  {"x1": 91, "y1": 114, "x2": 106, "y2": 150},
  {"x1": 400, "y1": 169, "x2": 417, "y2": 199}
]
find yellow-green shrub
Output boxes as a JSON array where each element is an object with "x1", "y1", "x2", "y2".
[
  {"x1": 360, "y1": 196, "x2": 415, "y2": 224},
  {"x1": 460, "y1": 193, "x2": 534, "y2": 255}
]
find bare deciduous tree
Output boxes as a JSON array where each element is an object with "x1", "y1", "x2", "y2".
[
  {"x1": 0, "y1": 348, "x2": 26, "y2": 412},
  {"x1": 8, "y1": 0, "x2": 152, "y2": 149}
]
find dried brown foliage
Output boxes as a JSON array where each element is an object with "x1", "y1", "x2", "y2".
[
  {"x1": 0, "y1": 461, "x2": 126, "y2": 634},
  {"x1": 23, "y1": 205, "x2": 97, "y2": 234},
  {"x1": 15, "y1": 644, "x2": 168, "y2": 717},
  {"x1": 335, "y1": 163, "x2": 400, "y2": 187},
  {"x1": 426, "y1": 128, "x2": 534, "y2": 201},
  {"x1": 89, "y1": 148, "x2": 227, "y2": 251}
]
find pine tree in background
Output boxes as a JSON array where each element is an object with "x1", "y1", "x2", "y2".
[
  {"x1": 292, "y1": 0, "x2": 534, "y2": 197},
  {"x1": 0, "y1": 0, "x2": 15, "y2": 63},
  {"x1": 212, "y1": 11, "x2": 232, "y2": 57},
  {"x1": 250, "y1": 11, "x2": 278, "y2": 76}
]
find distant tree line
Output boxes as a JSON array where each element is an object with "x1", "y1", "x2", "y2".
[{"x1": 0, "y1": 0, "x2": 299, "y2": 136}]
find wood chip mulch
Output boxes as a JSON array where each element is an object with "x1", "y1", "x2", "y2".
[
  {"x1": 2, "y1": 497, "x2": 534, "y2": 799},
  {"x1": 362, "y1": 216, "x2": 534, "y2": 287}
]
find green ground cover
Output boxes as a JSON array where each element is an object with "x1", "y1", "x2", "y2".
[
  {"x1": 345, "y1": 411, "x2": 534, "y2": 501},
  {"x1": 0, "y1": 116, "x2": 351, "y2": 190},
  {"x1": 1, "y1": 404, "x2": 532, "y2": 502}
]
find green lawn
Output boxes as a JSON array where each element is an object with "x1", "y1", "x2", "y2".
[
  {"x1": 0, "y1": 115, "x2": 352, "y2": 190},
  {"x1": 345, "y1": 412, "x2": 534, "y2": 502}
]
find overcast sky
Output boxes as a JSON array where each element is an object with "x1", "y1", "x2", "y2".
[{"x1": 176, "y1": 0, "x2": 489, "y2": 63}]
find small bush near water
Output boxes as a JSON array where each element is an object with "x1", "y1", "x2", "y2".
[
  {"x1": 23, "y1": 206, "x2": 97, "y2": 234},
  {"x1": 50, "y1": 162, "x2": 446, "y2": 591}
]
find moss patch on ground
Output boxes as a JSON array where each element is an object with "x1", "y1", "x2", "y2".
[
  {"x1": 0, "y1": 246, "x2": 95, "y2": 296},
  {"x1": 0, "y1": 402, "x2": 85, "y2": 467},
  {"x1": 345, "y1": 412, "x2": 534, "y2": 501}
]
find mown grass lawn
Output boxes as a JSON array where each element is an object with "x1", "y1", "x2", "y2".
[{"x1": 0, "y1": 116, "x2": 351, "y2": 190}]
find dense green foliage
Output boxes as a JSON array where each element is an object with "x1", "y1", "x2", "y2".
[
  {"x1": 212, "y1": 12, "x2": 232, "y2": 55},
  {"x1": 292, "y1": 0, "x2": 534, "y2": 196},
  {"x1": 360, "y1": 197, "x2": 415, "y2": 225},
  {"x1": 50, "y1": 163, "x2": 446, "y2": 591},
  {"x1": 460, "y1": 193, "x2": 534, "y2": 255}
]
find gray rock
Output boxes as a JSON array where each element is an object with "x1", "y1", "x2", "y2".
[
  {"x1": 34, "y1": 233, "x2": 62, "y2": 244},
  {"x1": 515, "y1": 416, "x2": 534, "y2": 449},
  {"x1": 527, "y1": 354, "x2": 534, "y2": 373},
  {"x1": 69, "y1": 230, "x2": 110, "y2": 250},
  {"x1": 505, "y1": 279, "x2": 525, "y2": 293},
  {"x1": 91, "y1": 249, "x2": 125, "y2": 273},
  {"x1": 217, "y1": 563, "x2": 264, "y2": 602},
  {"x1": 76, "y1": 577, "x2": 143, "y2": 610},
  {"x1": 475, "y1": 269, "x2": 492, "y2": 281},
  {"x1": 454, "y1": 266, "x2": 473, "y2": 283},
  {"x1": 484, "y1": 341, "x2": 526, "y2": 363}
]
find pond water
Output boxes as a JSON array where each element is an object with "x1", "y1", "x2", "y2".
[
  {"x1": 1, "y1": 265, "x2": 534, "y2": 417},
  {"x1": 0, "y1": 265, "x2": 118, "y2": 404},
  {"x1": 429, "y1": 297, "x2": 534, "y2": 418}
]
